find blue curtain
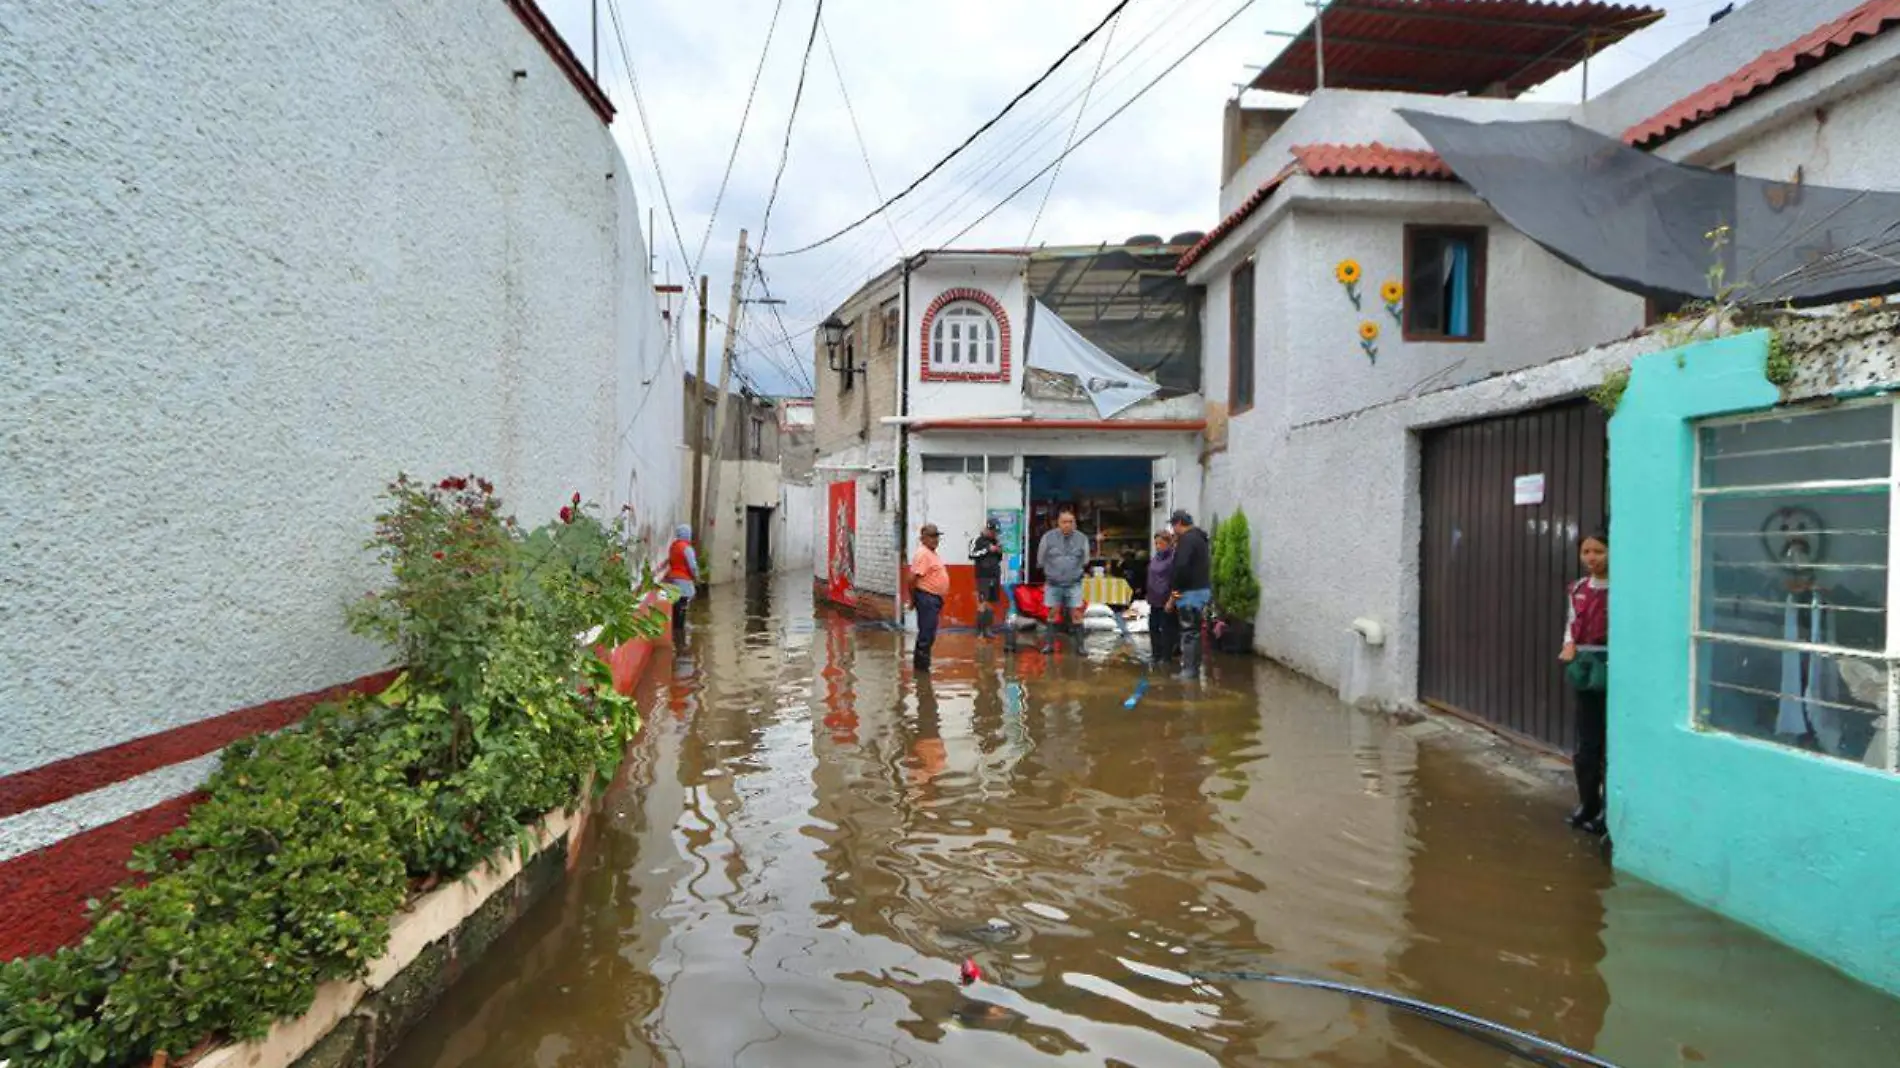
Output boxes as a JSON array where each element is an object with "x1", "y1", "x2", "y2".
[{"x1": 1447, "y1": 240, "x2": 1472, "y2": 338}]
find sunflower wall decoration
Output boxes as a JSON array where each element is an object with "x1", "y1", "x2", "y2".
[
  {"x1": 1335, "y1": 259, "x2": 1363, "y2": 308},
  {"x1": 1380, "y1": 279, "x2": 1404, "y2": 323},
  {"x1": 1358, "y1": 319, "x2": 1380, "y2": 363}
]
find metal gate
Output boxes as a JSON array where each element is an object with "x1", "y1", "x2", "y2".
[{"x1": 1419, "y1": 400, "x2": 1607, "y2": 751}]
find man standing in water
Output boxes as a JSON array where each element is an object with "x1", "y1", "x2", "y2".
[
  {"x1": 1036, "y1": 509, "x2": 1089, "y2": 655},
  {"x1": 1167, "y1": 510, "x2": 1212, "y2": 680},
  {"x1": 969, "y1": 517, "x2": 1003, "y2": 640},
  {"x1": 909, "y1": 523, "x2": 950, "y2": 673}
]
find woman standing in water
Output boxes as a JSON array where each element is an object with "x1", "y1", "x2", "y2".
[{"x1": 1559, "y1": 531, "x2": 1609, "y2": 836}]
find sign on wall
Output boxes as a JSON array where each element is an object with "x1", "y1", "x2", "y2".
[
  {"x1": 828, "y1": 480, "x2": 857, "y2": 606},
  {"x1": 1514, "y1": 473, "x2": 1546, "y2": 506},
  {"x1": 988, "y1": 507, "x2": 1024, "y2": 583}
]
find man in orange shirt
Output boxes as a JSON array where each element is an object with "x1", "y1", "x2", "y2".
[{"x1": 909, "y1": 523, "x2": 950, "y2": 673}]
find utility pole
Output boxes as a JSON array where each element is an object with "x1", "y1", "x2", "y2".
[
  {"x1": 699, "y1": 229, "x2": 748, "y2": 563},
  {"x1": 690, "y1": 274, "x2": 710, "y2": 545}
]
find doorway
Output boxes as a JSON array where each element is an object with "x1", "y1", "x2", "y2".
[
  {"x1": 745, "y1": 505, "x2": 774, "y2": 576},
  {"x1": 1023, "y1": 456, "x2": 1156, "y2": 588},
  {"x1": 1418, "y1": 400, "x2": 1607, "y2": 751}
]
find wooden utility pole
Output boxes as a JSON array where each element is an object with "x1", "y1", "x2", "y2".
[
  {"x1": 699, "y1": 229, "x2": 748, "y2": 560},
  {"x1": 690, "y1": 274, "x2": 710, "y2": 541}
]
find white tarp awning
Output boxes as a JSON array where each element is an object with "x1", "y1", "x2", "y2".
[{"x1": 1026, "y1": 300, "x2": 1160, "y2": 419}]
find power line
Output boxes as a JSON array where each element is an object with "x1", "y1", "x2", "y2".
[
  {"x1": 764, "y1": 0, "x2": 1136, "y2": 259},
  {"x1": 1026, "y1": 5, "x2": 1124, "y2": 247},
  {"x1": 942, "y1": 0, "x2": 1261, "y2": 249},
  {"x1": 690, "y1": 0, "x2": 789, "y2": 281},
  {"x1": 755, "y1": 0, "x2": 827, "y2": 260},
  {"x1": 819, "y1": 15, "x2": 906, "y2": 258}
]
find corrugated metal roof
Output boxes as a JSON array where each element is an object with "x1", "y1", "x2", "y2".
[
  {"x1": 1175, "y1": 145, "x2": 1456, "y2": 273},
  {"x1": 1623, "y1": 0, "x2": 1900, "y2": 147},
  {"x1": 1252, "y1": 0, "x2": 1663, "y2": 98}
]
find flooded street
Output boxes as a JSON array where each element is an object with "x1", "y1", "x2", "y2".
[{"x1": 385, "y1": 578, "x2": 1900, "y2": 1068}]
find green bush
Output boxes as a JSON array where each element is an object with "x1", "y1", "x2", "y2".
[
  {"x1": 0, "y1": 474, "x2": 660, "y2": 1068},
  {"x1": 1212, "y1": 509, "x2": 1261, "y2": 624}
]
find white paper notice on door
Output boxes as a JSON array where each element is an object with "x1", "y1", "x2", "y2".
[{"x1": 1514, "y1": 473, "x2": 1546, "y2": 506}]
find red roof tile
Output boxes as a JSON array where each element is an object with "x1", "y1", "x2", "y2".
[
  {"x1": 1624, "y1": 0, "x2": 1900, "y2": 147},
  {"x1": 1253, "y1": 0, "x2": 1663, "y2": 98},
  {"x1": 1175, "y1": 144, "x2": 1454, "y2": 273}
]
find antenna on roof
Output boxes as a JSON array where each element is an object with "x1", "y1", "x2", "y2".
[{"x1": 1311, "y1": 0, "x2": 1329, "y2": 91}]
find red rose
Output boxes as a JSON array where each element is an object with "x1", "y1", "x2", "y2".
[
  {"x1": 432, "y1": 551, "x2": 445, "y2": 560},
  {"x1": 477, "y1": 479, "x2": 494, "y2": 495},
  {"x1": 572, "y1": 492, "x2": 582, "y2": 506},
  {"x1": 559, "y1": 506, "x2": 573, "y2": 524}
]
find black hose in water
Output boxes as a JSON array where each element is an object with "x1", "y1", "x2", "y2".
[{"x1": 1185, "y1": 971, "x2": 1625, "y2": 1068}]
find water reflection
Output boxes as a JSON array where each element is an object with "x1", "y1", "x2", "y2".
[{"x1": 385, "y1": 577, "x2": 1900, "y2": 1068}]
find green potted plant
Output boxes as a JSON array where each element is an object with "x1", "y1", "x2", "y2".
[{"x1": 1211, "y1": 509, "x2": 1260, "y2": 654}]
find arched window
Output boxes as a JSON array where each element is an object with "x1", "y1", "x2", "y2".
[{"x1": 929, "y1": 301, "x2": 1000, "y2": 372}]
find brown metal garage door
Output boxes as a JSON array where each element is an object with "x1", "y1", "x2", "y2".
[{"x1": 1419, "y1": 400, "x2": 1607, "y2": 752}]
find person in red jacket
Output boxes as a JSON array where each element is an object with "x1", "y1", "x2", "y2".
[{"x1": 666, "y1": 523, "x2": 699, "y2": 639}]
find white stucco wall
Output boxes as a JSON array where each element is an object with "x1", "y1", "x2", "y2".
[
  {"x1": 1221, "y1": 91, "x2": 1573, "y2": 214},
  {"x1": 1211, "y1": 331, "x2": 1665, "y2": 702},
  {"x1": 777, "y1": 480, "x2": 816, "y2": 574},
  {"x1": 1580, "y1": 0, "x2": 1873, "y2": 138},
  {"x1": 1660, "y1": 46, "x2": 1900, "y2": 191},
  {"x1": 1271, "y1": 194, "x2": 1644, "y2": 427},
  {"x1": 907, "y1": 255, "x2": 1029, "y2": 419},
  {"x1": 0, "y1": 0, "x2": 681, "y2": 848}
]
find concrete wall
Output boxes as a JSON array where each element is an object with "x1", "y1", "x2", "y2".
[
  {"x1": 1609, "y1": 329, "x2": 1900, "y2": 998},
  {"x1": 0, "y1": 0, "x2": 681, "y2": 859},
  {"x1": 682, "y1": 457, "x2": 780, "y2": 583},
  {"x1": 813, "y1": 273, "x2": 901, "y2": 461},
  {"x1": 1663, "y1": 45, "x2": 1900, "y2": 189}
]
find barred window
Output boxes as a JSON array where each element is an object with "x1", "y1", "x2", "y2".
[{"x1": 1694, "y1": 402, "x2": 1897, "y2": 771}]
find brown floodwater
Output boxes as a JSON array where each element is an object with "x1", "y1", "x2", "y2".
[{"x1": 385, "y1": 577, "x2": 1900, "y2": 1067}]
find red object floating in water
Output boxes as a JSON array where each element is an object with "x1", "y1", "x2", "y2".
[{"x1": 960, "y1": 958, "x2": 981, "y2": 985}]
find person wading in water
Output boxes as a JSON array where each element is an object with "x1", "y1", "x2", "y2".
[
  {"x1": 969, "y1": 518, "x2": 1003, "y2": 640},
  {"x1": 1036, "y1": 509, "x2": 1089, "y2": 655},
  {"x1": 666, "y1": 524, "x2": 699, "y2": 640},
  {"x1": 909, "y1": 523, "x2": 949, "y2": 674},
  {"x1": 1167, "y1": 511, "x2": 1212, "y2": 681},
  {"x1": 1559, "y1": 531, "x2": 1610, "y2": 836}
]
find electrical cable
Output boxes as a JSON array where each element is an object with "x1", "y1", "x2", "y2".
[
  {"x1": 1184, "y1": 972, "x2": 1624, "y2": 1068},
  {"x1": 754, "y1": 0, "x2": 827, "y2": 261},
  {"x1": 603, "y1": 0, "x2": 695, "y2": 346},
  {"x1": 689, "y1": 0, "x2": 789, "y2": 282},
  {"x1": 764, "y1": 0, "x2": 1135, "y2": 258},
  {"x1": 938, "y1": 0, "x2": 1261, "y2": 250},
  {"x1": 1025, "y1": 5, "x2": 1123, "y2": 248},
  {"x1": 819, "y1": 15, "x2": 907, "y2": 258}
]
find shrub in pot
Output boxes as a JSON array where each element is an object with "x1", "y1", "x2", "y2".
[{"x1": 1211, "y1": 510, "x2": 1260, "y2": 654}]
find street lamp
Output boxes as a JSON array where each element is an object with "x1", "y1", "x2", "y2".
[{"x1": 822, "y1": 314, "x2": 859, "y2": 385}]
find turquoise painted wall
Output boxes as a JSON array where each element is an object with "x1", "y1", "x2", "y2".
[{"x1": 1610, "y1": 329, "x2": 1900, "y2": 997}]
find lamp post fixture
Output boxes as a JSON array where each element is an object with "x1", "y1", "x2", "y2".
[{"x1": 822, "y1": 314, "x2": 857, "y2": 385}]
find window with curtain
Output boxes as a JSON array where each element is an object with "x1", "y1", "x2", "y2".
[
  {"x1": 1694, "y1": 402, "x2": 1897, "y2": 772},
  {"x1": 1229, "y1": 259, "x2": 1256, "y2": 413},
  {"x1": 929, "y1": 301, "x2": 1000, "y2": 373},
  {"x1": 1404, "y1": 227, "x2": 1486, "y2": 341}
]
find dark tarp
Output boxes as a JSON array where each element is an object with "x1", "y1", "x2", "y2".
[{"x1": 1399, "y1": 110, "x2": 1900, "y2": 308}]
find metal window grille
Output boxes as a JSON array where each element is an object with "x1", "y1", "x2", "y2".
[{"x1": 1691, "y1": 398, "x2": 1899, "y2": 772}]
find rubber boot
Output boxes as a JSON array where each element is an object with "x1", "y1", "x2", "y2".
[
  {"x1": 672, "y1": 601, "x2": 687, "y2": 642},
  {"x1": 977, "y1": 604, "x2": 994, "y2": 640},
  {"x1": 1569, "y1": 763, "x2": 1605, "y2": 835}
]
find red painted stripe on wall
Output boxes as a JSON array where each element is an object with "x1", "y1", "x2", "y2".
[
  {"x1": 0, "y1": 793, "x2": 203, "y2": 962},
  {"x1": 0, "y1": 633, "x2": 671, "y2": 962},
  {"x1": 0, "y1": 669, "x2": 402, "y2": 820}
]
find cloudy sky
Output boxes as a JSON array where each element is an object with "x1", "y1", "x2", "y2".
[{"x1": 537, "y1": 0, "x2": 1753, "y2": 396}]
